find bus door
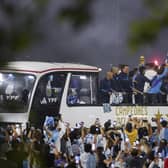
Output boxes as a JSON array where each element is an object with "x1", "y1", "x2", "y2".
[{"x1": 30, "y1": 72, "x2": 67, "y2": 127}]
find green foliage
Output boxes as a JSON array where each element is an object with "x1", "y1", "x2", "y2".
[
  {"x1": 129, "y1": 18, "x2": 161, "y2": 51},
  {"x1": 1, "y1": 1, "x2": 15, "y2": 17},
  {"x1": 10, "y1": 31, "x2": 33, "y2": 52},
  {"x1": 34, "y1": 0, "x2": 49, "y2": 7},
  {"x1": 129, "y1": 0, "x2": 168, "y2": 51},
  {"x1": 58, "y1": 0, "x2": 93, "y2": 29},
  {"x1": 0, "y1": 0, "x2": 50, "y2": 66},
  {"x1": 34, "y1": 0, "x2": 49, "y2": 12}
]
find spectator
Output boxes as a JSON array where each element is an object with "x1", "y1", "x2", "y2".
[
  {"x1": 0, "y1": 129, "x2": 18, "y2": 168},
  {"x1": 157, "y1": 139, "x2": 168, "y2": 159},
  {"x1": 96, "y1": 146, "x2": 112, "y2": 168},
  {"x1": 124, "y1": 122, "x2": 138, "y2": 146},
  {"x1": 7, "y1": 139, "x2": 28, "y2": 168},
  {"x1": 160, "y1": 76, "x2": 168, "y2": 103},
  {"x1": 80, "y1": 143, "x2": 96, "y2": 168},
  {"x1": 156, "y1": 118, "x2": 168, "y2": 142},
  {"x1": 144, "y1": 63, "x2": 157, "y2": 93},
  {"x1": 3, "y1": 113, "x2": 168, "y2": 168},
  {"x1": 125, "y1": 148, "x2": 145, "y2": 168}
]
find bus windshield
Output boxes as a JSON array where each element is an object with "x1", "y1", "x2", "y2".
[{"x1": 0, "y1": 72, "x2": 36, "y2": 113}]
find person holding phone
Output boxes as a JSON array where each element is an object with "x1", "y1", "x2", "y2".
[{"x1": 80, "y1": 143, "x2": 96, "y2": 168}]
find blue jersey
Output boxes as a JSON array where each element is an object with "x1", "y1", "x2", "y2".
[{"x1": 148, "y1": 67, "x2": 168, "y2": 94}]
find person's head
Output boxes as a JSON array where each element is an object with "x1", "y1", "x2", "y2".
[
  {"x1": 34, "y1": 129, "x2": 42, "y2": 141},
  {"x1": 131, "y1": 148, "x2": 139, "y2": 157},
  {"x1": 90, "y1": 125, "x2": 100, "y2": 135},
  {"x1": 84, "y1": 143, "x2": 92, "y2": 153},
  {"x1": 106, "y1": 71, "x2": 113, "y2": 80},
  {"x1": 157, "y1": 65, "x2": 165, "y2": 75},
  {"x1": 104, "y1": 119, "x2": 111, "y2": 131},
  {"x1": 122, "y1": 65, "x2": 129, "y2": 74},
  {"x1": 125, "y1": 122, "x2": 133, "y2": 132},
  {"x1": 96, "y1": 146, "x2": 104, "y2": 155},
  {"x1": 161, "y1": 120, "x2": 167, "y2": 128},
  {"x1": 95, "y1": 118, "x2": 101, "y2": 126},
  {"x1": 111, "y1": 66, "x2": 119, "y2": 75}
]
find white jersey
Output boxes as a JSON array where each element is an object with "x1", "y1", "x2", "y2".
[{"x1": 144, "y1": 69, "x2": 157, "y2": 93}]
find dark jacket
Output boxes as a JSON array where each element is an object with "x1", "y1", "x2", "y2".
[
  {"x1": 135, "y1": 74, "x2": 150, "y2": 92},
  {"x1": 0, "y1": 159, "x2": 18, "y2": 168},
  {"x1": 100, "y1": 78, "x2": 111, "y2": 103},
  {"x1": 117, "y1": 72, "x2": 129, "y2": 80},
  {"x1": 125, "y1": 156, "x2": 145, "y2": 168}
]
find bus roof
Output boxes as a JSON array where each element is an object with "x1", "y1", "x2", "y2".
[{"x1": 3, "y1": 61, "x2": 100, "y2": 73}]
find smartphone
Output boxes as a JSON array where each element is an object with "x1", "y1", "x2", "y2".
[
  {"x1": 70, "y1": 128, "x2": 74, "y2": 132},
  {"x1": 111, "y1": 163, "x2": 115, "y2": 168},
  {"x1": 92, "y1": 143, "x2": 96, "y2": 151},
  {"x1": 125, "y1": 138, "x2": 129, "y2": 142},
  {"x1": 113, "y1": 121, "x2": 117, "y2": 125},
  {"x1": 158, "y1": 152, "x2": 162, "y2": 158},
  {"x1": 75, "y1": 155, "x2": 80, "y2": 164},
  {"x1": 135, "y1": 140, "x2": 139, "y2": 145}
]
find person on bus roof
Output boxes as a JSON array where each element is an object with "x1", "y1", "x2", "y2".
[
  {"x1": 147, "y1": 64, "x2": 168, "y2": 104},
  {"x1": 134, "y1": 66, "x2": 150, "y2": 105},
  {"x1": 117, "y1": 65, "x2": 132, "y2": 104},
  {"x1": 99, "y1": 71, "x2": 113, "y2": 103}
]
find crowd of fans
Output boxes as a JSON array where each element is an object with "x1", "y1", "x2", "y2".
[
  {"x1": 99, "y1": 63, "x2": 168, "y2": 105},
  {"x1": 1, "y1": 114, "x2": 168, "y2": 168},
  {"x1": 1, "y1": 61, "x2": 168, "y2": 168}
]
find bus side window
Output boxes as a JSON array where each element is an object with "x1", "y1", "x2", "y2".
[{"x1": 67, "y1": 73, "x2": 98, "y2": 105}]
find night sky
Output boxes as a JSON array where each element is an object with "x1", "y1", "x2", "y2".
[{"x1": 15, "y1": 0, "x2": 168, "y2": 74}]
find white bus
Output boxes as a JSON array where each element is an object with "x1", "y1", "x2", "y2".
[{"x1": 0, "y1": 61, "x2": 167, "y2": 128}]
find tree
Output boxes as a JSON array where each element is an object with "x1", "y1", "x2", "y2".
[
  {"x1": 58, "y1": 0, "x2": 168, "y2": 51},
  {"x1": 0, "y1": 0, "x2": 49, "y2": 66},
  {"x1": 0, "y1": 0, "x2": 94, "y2": 66},
  {"x1": 1, "y1": 0, "x2": 167, "y2": 66},
  {"x1": 128, "y1": 0, "x2": 168, "y2": 51},
  {"x1": 58, "y1": 0, "x2": 94, "y2": 29}
]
